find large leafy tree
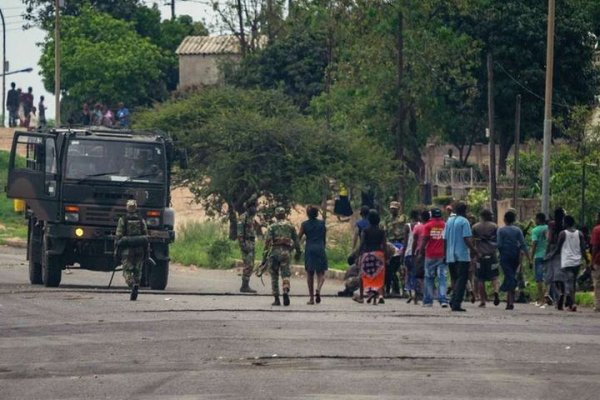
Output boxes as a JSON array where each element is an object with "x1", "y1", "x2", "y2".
[
  {"x1": 134, "y1": 86, "x2": 396, "y2": 232},
  {"x1": 39, "y1": 7, "x2": 166, "y2": 114},
  {"x1": 27, "y1": 0, "x2": 208, "y2": 97}
]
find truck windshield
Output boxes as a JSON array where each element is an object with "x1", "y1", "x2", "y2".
[{"x1": 65, "y1": 139, "x2": 166, "y2": 183}]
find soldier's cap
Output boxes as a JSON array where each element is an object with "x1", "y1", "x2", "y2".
[
  {"x1": 275, "y1": 206, "x2": 286, "y2": 215},
  {"x1": 126, "y1": 199, "x2": 137, "y2": 212},
  {"x1": 389, "y1": 201, "x2": 401, "y2": 210},
  {"x1": 431, "y1": 208, "x2": 442, "y2": 218}
]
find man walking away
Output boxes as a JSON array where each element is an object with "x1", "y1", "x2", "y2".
[
  {"x1": 497, "y1": 211, "x2": 529, "y2": 310},
  {"x1": 444, "y1": 202, "x2": 479, "y2": 312},
  {"x1": 237, "y1": 198, "x2": 259, "y2": 293},
  {"x1": 117, "y1": 102, "x2": 130, "y2": 128},
  {"x1": 264, "y1": 207, "x2": 302, "y2": 306},
  {"x1": 419, "y1": 208, "x2": 447, "y2": 307},
  {"x1": 531, "y1": 213, "x2": 549, "y2": 306},
  {"x1": 472, "y1": 209, "x2": 500, "y2": 307},
  {"x1": 555, "y1": 215, "x2": 588, "y2": 312},
  {"x1": 590, "y1": 212, "x2": 600, "y2": 312},
  {"x1": 6, "y1": 82, "x2": 19, "y2": 127},
  {"x1": 115, "y1": 200, "x2": 149, "y2": 301}
]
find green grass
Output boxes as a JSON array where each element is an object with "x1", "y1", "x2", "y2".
[
  {"x1": 171, "y1": 220, "x2": 352, "y2": 271},
  {"x1": 0, "y1": 151, "x2": 28, "y2": 244},
  {"x1": 171, "y1": 221, "x2": 244, "y2": 269}
]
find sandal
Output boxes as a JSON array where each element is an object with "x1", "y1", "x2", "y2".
[
  {"x1": 307, "y1": 298, "x2": 314, "y2": 305},
  {"x1": 352, "y1": 294, "x2": 364, "y2": 304}
]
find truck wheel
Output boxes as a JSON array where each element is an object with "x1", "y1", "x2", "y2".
[
  {"x1": 42, "y1": 237, "x2": 62, "y2": 287},
  {"x1": 28, "y1": 232, "x2": 43, "y2": 285},
  {"x1": 149, "y1": 260, "x2": 169, "y2": 290}
]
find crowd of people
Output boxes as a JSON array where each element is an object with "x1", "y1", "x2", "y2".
[
  {"x1": 79, "y1": 102, "x2": 130, "y2": 128},
  {"x1": 337, "y1": 202, "x2": 600, "y2": 312},
  {"x1": 5, "y1": 82, "x2": 46, "y2": 130},
  {"x1": 237, "y1": 196, "x2": 600, "y2": 312}
]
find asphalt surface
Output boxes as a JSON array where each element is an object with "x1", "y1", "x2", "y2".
[{"x1": 1, "y1": 245, "x2": 600, "y2": 400}]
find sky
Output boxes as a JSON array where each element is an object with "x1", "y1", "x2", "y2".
[{"x1": 1, "y1": 0, "x2": 216, "y2": 126}]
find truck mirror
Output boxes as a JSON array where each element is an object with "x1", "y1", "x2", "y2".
[{"x1": 178, "y1": 149, "x2": 188, "y2": 169}]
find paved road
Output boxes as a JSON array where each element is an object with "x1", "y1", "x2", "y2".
[{"x1": 1, "y1": 245, "x2": 599, "y2": 400}]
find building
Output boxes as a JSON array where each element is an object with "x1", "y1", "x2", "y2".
[{"x1": 176, "y1": 35, "x2": 242, "y2": 89}]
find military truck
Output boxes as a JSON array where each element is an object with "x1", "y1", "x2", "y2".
[{"x1": 5, "y1": 127, "x2": 186, "y2": 289}]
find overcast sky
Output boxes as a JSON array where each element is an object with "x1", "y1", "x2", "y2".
[{"x1": 2, "y1": 0, "x2": 217, "y2": 125}]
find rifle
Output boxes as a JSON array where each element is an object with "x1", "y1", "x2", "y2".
[{"x1": 254, "y1": 248, "x2": 271, "y2": 286}]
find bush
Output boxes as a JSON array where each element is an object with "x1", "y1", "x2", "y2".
[
  {"x1": 207, "y1": 238, "x2": 234, "y2": 269},
  {"x1": 170, "y1": 221, "x2": 241, "y2": 269},
  {"x1": 432, "y1": 196, "x2": 453, "y2": 207}
]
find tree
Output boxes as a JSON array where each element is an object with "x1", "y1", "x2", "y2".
[
  {"x1": 449, "y1": 0, "x2": 600, "y2": 173},
  {"x1": 39, "y1": 7, "x2": 166, "y2": 117},
  {"x1": 134, "y1": 86, "x2": 396, "y2": 233},
  {"x1": 230, "y1": 15, "x2": 329, "y2": 110},
  {"x1": 25, "y1": 0, "x2": 208, "y2": 94}
]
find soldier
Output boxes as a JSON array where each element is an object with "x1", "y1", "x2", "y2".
[
  {"x1": 383, "y1": 201, "x2": 406, "y2": 296},
  {"x1": 115, "y1": 199, "x2": 148, "y2": 301},
  {"x1": 264, "y1": 207, "x2": 302, "y2": 306},
  {"x1": 237, "y1": 198, "x2": 259, "y2": 293}
]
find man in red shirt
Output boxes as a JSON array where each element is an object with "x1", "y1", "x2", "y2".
[
  {"x1": 591, "y1": 212, "x2": 600, "y2": 312},
  {"x1": 418, "y1": 208, "x2": 447, "y2": 307}
]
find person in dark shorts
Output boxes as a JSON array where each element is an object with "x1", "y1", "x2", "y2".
[
  {"x1": 472, "y1": 209, "x2": 500, "y2": 307},
  {"x1": 497, "y1": 211, "x2": 530, "y2": 310},
  {"x1": 299, "y1": 206, "x2": 328, "y2": 305}
]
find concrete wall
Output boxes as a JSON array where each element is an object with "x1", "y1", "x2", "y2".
[{"x1": 178, "y1": 54, "x2": 241, "y2": 89}]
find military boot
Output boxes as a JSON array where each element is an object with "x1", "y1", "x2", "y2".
[
  {"x1": 240, "y1": 281, "x2": 257, "y2": 293},
  {"x1": 272, "y1": 295, "x2": 281, "y2": 306},
  {"x1": 282, "y1": 290, "x2": 290, "y2": 306},
  {"x1": 130, "y1": 285, "x2": 139, "y2": 301}
]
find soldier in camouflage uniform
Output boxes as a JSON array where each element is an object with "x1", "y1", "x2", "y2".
[
  {"x1": 115, "y1": 199, "x2": 148, "y2": 301},
  {"x1": 237, "y1": 199, "x2": 259, "y2": 293},
  {"x1": 264, "y1": 207, "x2": 302, "y2": 306},
  {"x1": 383, "y1": 201, "x2": 406, "y2": 296}
]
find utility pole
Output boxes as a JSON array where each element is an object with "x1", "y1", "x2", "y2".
[
  {"x1": 54, "y1": 0, "x2": 61, "y2": 126},
  {"x1": 171, "y1": 0, "x2": 175, "y2": 20},
  {"x1": 487, "y1": 53, "x2": 497, "y2": 222},
  {"x1": 1, "y1": 7, "x2": 6, "y2": 127},
  {"x1": 236, "y1": 0, "x2": 246, "y2": 56},
  {"x1": 541, "y1": 0, "x2": 556, "y2": 215},
  {"x1": 513, "y1": 94, "x2": 522, "y2": 210}
]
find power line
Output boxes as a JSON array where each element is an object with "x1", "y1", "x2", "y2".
[{"x1": 494, "y1": 61, "x2": 571, "y2": 110}]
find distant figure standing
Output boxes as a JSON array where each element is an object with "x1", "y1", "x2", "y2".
[
  {"x1": 530, "y1": 213, "x2": 549, "y2": 306},
  {"x1": 237, "y1": 199, "x2": 259, "y2": 293},
  {"x1": 116, "y1": 102, "x2": 130, "y2": 128},
  {"x1": 590, "y1": 212, "x2": 600, "y2": 312},
  {"x1": 28, "y1": 107, "x2": 39, "y2": 131},
  {"x1": 102, "y1": 105, "x2": 115, "y2": 127},
  {"x1": 6, "y1": 82, "x2": 19, "y2": 127},
  {"x1": 22, "y1": 87, "x2": 34, "y2": 125},
  {"x1": 38, "y1": 96, "x2": 47, "y2": 127},
  {"x1": 419, "y1": 208, "x2": 448, "y2": 307},
  {"x1": 81, "y1": 103, "x2": 92, "y2": 125},
  {"x1": 497, "y1": 211, "x2": 529, "y2": 310},
  {"x1": 93, "y1": 103, "x2": 103, "y2": 125},
  {"x1": 354, "y1": 210, "x2": 387, "y2": 305},
  {"x1": 299, "y1": 206, "x2": 328, "y2": 305},
  {"x1": 472, "y1": 209, "x2": 500, "y2": 308},
  {"x1": 555, "y1": 215, "x2": 588, "y2": 312},
  {"x1": 353, "y1": 206, "x2": 370, "y2": 250}
]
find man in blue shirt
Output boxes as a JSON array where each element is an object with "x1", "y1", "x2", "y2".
[
  {"x1": 444, "y1": 202, "x2": 479, "y2": 312},
  {"x1": 116, "y1": 102, "x2": 130, "y2": 128}
]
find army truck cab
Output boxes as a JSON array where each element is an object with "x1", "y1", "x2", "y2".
[{"x1": 5, "y1": 127, "x2": 185, "y2": 289}]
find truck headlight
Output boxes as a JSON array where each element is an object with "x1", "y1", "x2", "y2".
[{"x1": 146, "y1": 217, "x2": 160, "y2": 227}]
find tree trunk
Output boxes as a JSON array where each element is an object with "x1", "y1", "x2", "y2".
[
  {"x1": 236, "y1": 0, "x2": 247, "y2": 56},
  {"x1": 498, "y1": 137, "x2": 512, "y2": 176},
  {"x1": 228, "y1": 202, "x2": 238, "y2": 241},
  {"x1": 395, "y1": 10, "x2": 406, "y2": 210}
]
